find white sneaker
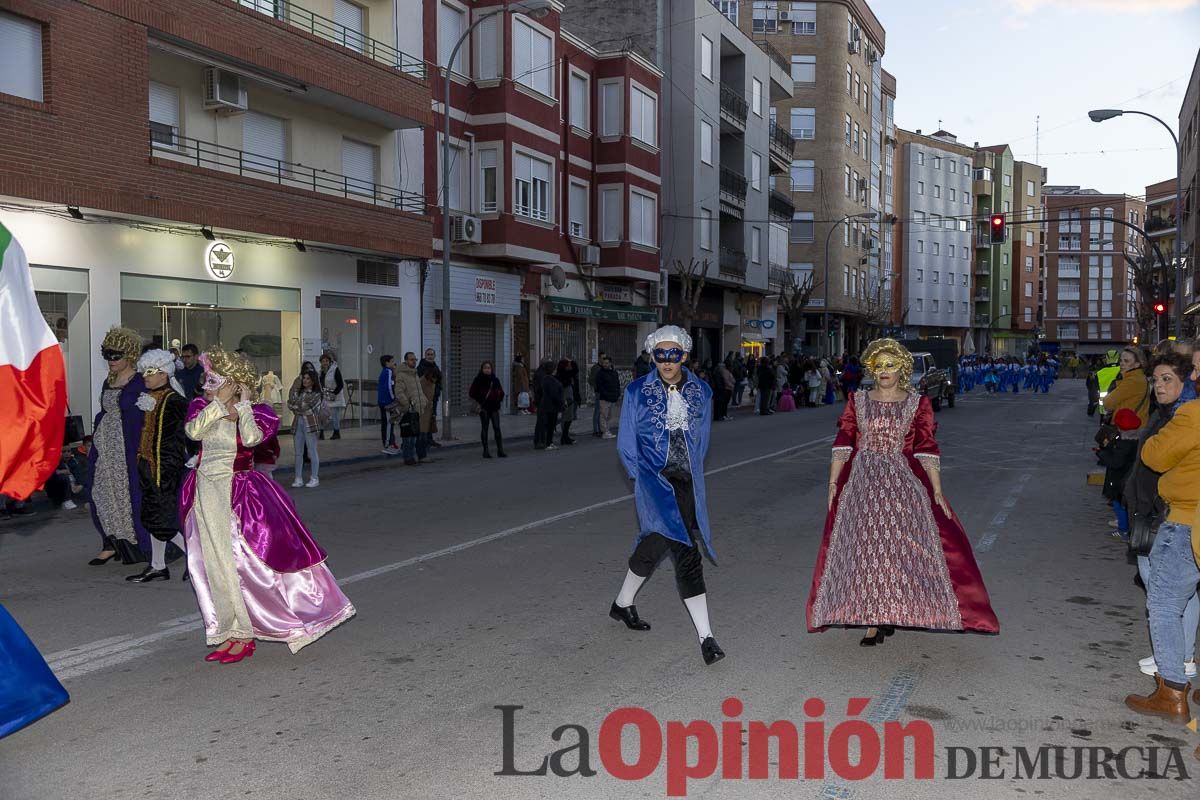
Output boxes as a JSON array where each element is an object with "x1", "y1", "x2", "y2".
[
  {"x1": 305, "y1": 477, "x2": 320, "y2": 488},
  {"x1": 291, "y1": 479, "x2": 304, "y2": 488},
  {"x1": 1138, "y1": 656, "x2": 1197, "y2": 677},
  {"x1": 61, "y1": 500, "x2": 77, "y2": 510},
  {"x1": 545, "y1": 444, "x2": 558, "y2": 451},
  {"x1": 602, "y1": 433, "x2": 616, "y2": 439}
]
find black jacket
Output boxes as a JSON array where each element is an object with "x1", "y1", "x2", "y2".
[
  {"x1": 595, "y1": 367, "x2": 621, "y2": 403},
  {"x1": 1122, "y1": 408, "x2": 1172, "y2": 521},
  {"x1": 469, "y1": 373, "x2": 506, "y2": 412},
  {"x1": 539, "y1": 371, "x2": 565, "y2": 413},
  {"x1": 137, "y1": 390, "x2": 189, "y2": 539},
  {"x1": 757, "y1": 363, "x2": 776, "y2": 391}
]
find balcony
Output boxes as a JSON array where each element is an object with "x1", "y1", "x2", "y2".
[
  {"x1": 719, "y1": 167, "x2": 748, "y2": 218},
  {"x1": 755, "y1": 38, "x2": 790, "y2": 74},
  {"x1": 973, "y1": 178, "x2": 992, "y2": 198},
  {"x1": 974, "y1": 314, "x2": 991, "y2": 327},
  {"x1": 1058, "y1": 266, "x2": 1081, "y2": 278},
  {"x1": 768, "y1": 188, "x2": 795, "y2": 222},
  {"x1": 1147, "y1": 215, "x2": 1177, "y2": 235},
  {"x1": 976, "y1": 232, "x2": 994, "y2": 248},
  {"x1": 769, "y1": 264, "x2": 791, "y2": 288},
  {"x1": 719, "y1": 247, "x2": 748, "y2": 279},
  {"x1": 974, "y1": 262, "x2": 991, "y2": 276},
  {"x1": 768, "y1": 121, "x2": 796, "y2": 172},
  {"x1": 974, "y1": 291, "x2": 990, "y2": 303},
  {"x1": 153, "y1": 134, "x2": 424, "y2": 213},
  {"x1": 719, "y1": 84, "x2": 749, "y2": 133}
]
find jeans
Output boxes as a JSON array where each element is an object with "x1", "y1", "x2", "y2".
[
  {"x1": 592, "y1": 400, "x2": 602, "y2": 434},
  {"x1": 401, "y1": 433, "x2": 429, "y2": 461},
  {"x1": 1147, "y1": 522, "x2": 1200, "y2": 685},
  {"x1": 598, "y1": 400, "x2": 615, "y2": 435},
  {"x1": 733, "y1": 379, "x2": 745, "y2": 406},
  {"x1": 1137, "y1": 553, "x2": 1199, "y2": 664},
  {"x1": 294, "y1": 427, "x2": 319, "y2": 479},
  {"x1": 758, "y1": 390, "x2": 772, "y2": 414},
  {"x1": 321, "y1": 406, "x2": 343, "y2": 434},
  {"x1": 1113, "y1": 500, "x2": 1129, "y2": 534}
]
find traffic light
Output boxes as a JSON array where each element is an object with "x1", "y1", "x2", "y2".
[
  {"x1": 1153, "y1": 301, "x2": 1167, "y2": 316},
  {"x1": 989, "y1": 213, "x2": 1006, "y2": 244}
]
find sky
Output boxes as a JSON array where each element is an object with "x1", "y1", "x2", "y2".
[{"x1": 869, "y1": 0, "x2": 1200, "y2": 198}]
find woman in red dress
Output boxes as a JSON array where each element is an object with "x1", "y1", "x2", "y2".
[{"x1": 807, "y1": 339, "x2": 999, "y2": 646}]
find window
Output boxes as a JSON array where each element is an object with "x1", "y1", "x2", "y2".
[
  {"x1": 1002, "y1": 200, "x2": 1011, "y2": 213},
  {"x1": 843, "y1": 221, "x2": 850, "y2": 246},
  {"x1": 917, "y1": 181, "x2": 924, "y2": 195},
  {"x1": 949, "y1": 188, "x2": 956, "y2": 202},
  {"x1": 599, "y1": 82, "x2": 621, "y2": 137},
  {"x1": 932, "y1": 300, "x2": 939, "y2": 312},
  {"x1": 700, "y1": 35, "x2": 713, "y2": 81},
  {"x1": 948, "y1": 245, "x2": 956, "y2": 258},
  {"x1": 631, "y1": 86, "x2": 656, "y2": 147},
  {"x1": 751, "y1": 153, "x2": 762, "y2": 191},
  {"x1": 791, "y1": 54, "x2": 816, "y2": 84},
  {"x1": 932, "y1": 243, "x2": 940, "y2": 256},
  {"x1": 341, "y1": 137, "x2": 378, "y2": 196},
  {"x1": 949, "y1": 301, "x2": 955, "y2": 313},
  {"x1": 568, "y1": 182, "x2": 588, "y2": 238},
  {"x1": 792, "y1": 2, "x2": 817, "y2": 34},
  {"x1": 1002, "y1": 253, "x2": 1009, "y2": 266},
  {"x1": 844, "y1": 164, "x2": 851, "y2": 197},
  {"x1": 513, "y1": 151, "x2": 552, "y2": 222},
  {"x1": 700, "y1": 121, "x2": 713, "y2": 165},
  {"x1": 913, "y1": 211, "x2": 925, "y2": 224},
  {"x1": 438, "y1": 2, "x2": 467, "y2": 74},
  {"x1": 1003, "y1": 173, "x2": 1012, "y2": 187},
  {"x1": 699, "y1": 207, "x2": 712, "y2": 250},
  {"x1": 1024, "y1": 281, "x2": 1033, "y2": 298},
  {"x1": 477, "y1": 13, "x2": 500, "y2": 79},
  {"x1": 916, "y1": 298, "x2": 924, "y2": 311},
  {"x1": 1026, "y1": 179, "x2": 1035, "y2": 197},
  {"x1": 1024, "y1": 308, "x2": 1032, "y2": 322},
  {"x1": 1025, "y1": 205, "x2": 1035, "y2": 221},
  {"x1": 852, "y1": 170, "x2": 860, "y2": 199},
  {"x1": 917, "y1": 151, "x2": 925, "y2": 166},
  {"x1": 751, "y1": 227, "x2": 762, "y2": 263},
  {"x1": 853, "y1": 73, "x2": 860, "y2": 104},
  {"x1": 916, "y1": 240, "x2": 924, "y2": 253},
  {"x1": 916, "y1": 269, "x2": 924, "y2": 281},
  {"x1": 791, "y1": 107, "x2": 815, "y2": 140},
  {"x1": 1025, "y1": 230, "x2": 1034, "y2": 246},
  {"x1": 244, "y1": 111, "x2": 288, "y2": 176},
  {"x1": 791, "y1": 212, "x2": 814, "y2": 243},
  {"x1": 791, "y1": 160, "x2": 815, "y2": 192},
  {"x1": 845, "y1": 114, "x2": 852, "y2": 146},
  {"x1": 149, "y1": 82, "x2": 181, "y2": 149},
  {"x1": 717, "y1": 0, "x2": 739, "y2": 24},
  {"x1": 853, "y1": 122, "x2": 860, "y2": 155},
  {"x1": 333, "y1": 0, "x2": 366, "y2": 52},
  {"x1": 933, "y1": 185, "x2": 941, "y2": 199},
  {"x1": 948, "y1": 160, "x2": 956, "y2": 174},
  {"x1": 601, "y1": 188, "x2": 622, "y2": 241},
  {"x1": 569, "y1": 72, "x2": 589, "y2": 130},
  {"x1": 846, "y1": 64, "x2": 853, "y2": 94},
  {"x1": 932, "y1": 270, "x2": 939, "y2": 283},
  {"x1": 1001, "y1": 278, "x2": 1009, "y2": 291},
  {"x1": 860, "y1": 128, "x2": 868, "y2": 156},
  {"x1": 514, "y1": 18, "x2": 553, "y2": 96},
  {"x1": 0, "y1": 12, "x2": 42, "y2": 102},
  {"x1": 933, "y1": 155, "x2": 942, "y2": 170},
  {"x1": 629, "y1": 190, "x2": 656, "y2": 247},
  {"x1": 1025, "y1": 255, "x2": 1033, "y2": 272},
  {"x1": 1001, "y1": 305, "x2": 1008, "y2": 317},
  {"x1": 443, "y1": 143, "x2": 468, "y2": 210},
  {"x1": 958, "y1": 220, "x2": 969, "y2": 232},
  {"x1": 751, "y1": 78, "x2": 762, "y2": 116},
  {"x1": 478, "y1": 149, "x2": 498, "y2": 213},
  {"x1": 949, "y1": 271, "x2": 955, "y2": 284},
  {"x1": 752, "y1": 1, "x2": 779, "y2": 33}
]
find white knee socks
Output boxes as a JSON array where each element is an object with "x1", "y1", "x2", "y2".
[
  {"x1": 684, "y1": 594, "x2": 713, "y2": 642},
  {"x1": 615, "y1": 570, "x2": 646, "y2": 608},
  {"x1": 150, "y1": 534, "x2": 187, "y2": 571}
]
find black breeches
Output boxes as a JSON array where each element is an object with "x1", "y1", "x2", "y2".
[{"x1": 627, "y1": 476, "x2": 706, "y2": 599}]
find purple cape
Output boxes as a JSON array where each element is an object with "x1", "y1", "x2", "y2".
[
  {"x1": 88, "y1": 374, "x2": 151, "y2": 553},
  {"x1": 179, "y1": 399, "x2": 326, "y2": 572}
]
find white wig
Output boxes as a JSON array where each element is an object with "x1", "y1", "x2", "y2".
[
  {"x1": 137, "y1": 348, "x2": 185, "y2": 396},
  {"x1": 645, "y1": 325, "x2": 693, "y2": 353}
]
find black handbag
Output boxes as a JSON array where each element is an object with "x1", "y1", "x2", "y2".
[
  {"x1": 1128, "y1": 511, "x2": 1160, "y2": 557},
  {"x1": 398, "y1": 410, "x2": 419, "y2": 439},
  {"x1": 63, "y1": 413, "x2": 85, "y2": 445}
]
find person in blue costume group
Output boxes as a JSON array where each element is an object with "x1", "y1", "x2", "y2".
[
  {"x1": 610, "y1": 325, "x2": 724, "y2": 666},
  {"x1": 0, "y1": 603, "x2": 68, "y2": 739}
]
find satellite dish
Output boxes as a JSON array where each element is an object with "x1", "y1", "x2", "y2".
[{"x1": 550, "y1": 265, "x2": 568, "y2": 289}]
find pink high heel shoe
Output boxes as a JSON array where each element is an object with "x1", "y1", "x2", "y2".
[
  {"x1": 204, "y1": 644, "x2": 233, "y2": 662},
  {"x1": 219, "y1": 640, "x2": 256, "y2": 664}
]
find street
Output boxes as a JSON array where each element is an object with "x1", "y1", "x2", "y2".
[{"x1": 1, "y1": 381, "x2": 1196, "y2": 799}]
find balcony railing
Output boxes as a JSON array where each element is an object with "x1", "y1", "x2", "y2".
[
  {"x1": 719, "y1": 84, "x2": 749, "y2": 128},
  {"x1": 240, "y1": 0, "x2": 426, "y2": 78},
  {"x1": 754, "y1": 38, "x2": 789, "y2": 74},
  {"x1": 974, "y1": 314, "x2": 991, "y2": 326},
  {"x1": 1058, "y1": 267, "x2": 1081, "y2": 278},
  {"x1": 768, "y1": 121, "x2": 797, "y2": 162},
  {"x1": 153, "y1": 134, "x2": 425, "y2": 213},
  {"x1": 974, "y1": 263, "x2": 991, "y2": 276},
  {"x1": 768, "y1": 188, "x2": 795, "y2": 221},
  {"x1": 768, "y1": 264, "x2": 790, "y2": 287},
  {"x1": 974, "y1": 291, "x2": 990, "y2": 303},
  {"x1": 720, "y1": 167, "x2": 748, "y2": 201},
  {"x1": 719, "y1": 246, "x2": 748, "y2": 278},
  {"x1": 1147, "y1": 215, "x2": 1177, "y2": 233}
]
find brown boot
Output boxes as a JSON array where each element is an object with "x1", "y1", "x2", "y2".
[{"x1": 1124, "y1": 674, "x2": 1191, "y2": 722}]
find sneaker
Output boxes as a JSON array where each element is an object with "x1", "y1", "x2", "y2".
[
  {"x1": 291, "y1": 479, "x2": 304, "y2": 488},
  {"x1": 61, "y1": 500, "x2": 77, "y2": 510},
  {"x1": 382, "y1": 447, "x2": 401, "y2": 455},
  {"x1": 305, "y1": 477, "x2": 320, "y2": 488},
  {"x1": 545, "y1": 444, "x2": 558, "y2": 451},
  {"x1": 602, "y1": 433, "x2": 616, "y2": 439},
  {"x1": 1139, "y1": 657, "x2": 1198, "y2": 678}
]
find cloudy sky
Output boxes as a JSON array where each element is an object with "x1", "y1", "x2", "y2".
[{"x1": 870, "y1": 0, "x2": 1199, "y2": 197}]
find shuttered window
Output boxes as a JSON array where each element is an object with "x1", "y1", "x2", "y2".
[
  {"x1": 513, "y1": 152, "x2": 551, "y2": 222},
  {"x1": 513, "y1": 18, "x2": 552, "y2": 96},
  {"x1": 477, "y1": 13, "x2": 499, "y2": 80},
  {"x1": 600, "y1": 188, "x2": 621, "y2": 242},
  {"x1": 599, "y1": 82, "x2": 621, "y2": 137},
  {"x1": 0, "y1": 11, "x2": 43, "y2": 102},
  {"x1": 334, "y1": 0, "x2": 366, "y2": 53},
  {"x1": 342, "y1": 138, "x2": 378, "y2": 196},
  {"x1": 148, "y1": 82, "x2": 180, "y2": 149},
  {"x1": 629, "y1": 190, "x2": 656, "y2": 247},
  {"x1": 242, "y1": 111, "x2": 287, "y2": 176},
  {"x1": 630, "y1": 86, "x2": 656, "y2": 147},
  {"x1": 438, "y1": 2, "x2": 466, "y2": 74},
  {"x1": 568, "y1": 182, "x2": 587, "y2": 238}
]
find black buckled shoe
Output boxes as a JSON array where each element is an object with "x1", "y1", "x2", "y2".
[
  {"x1": 609, "y1": 602, "x2": 651, "y2": 631},
  {"x1": 126, "y1": 567, "x2": 170, "y2": 583},
  {"x1": 700, "y1": 636, "x2": 725, "y2": 666}
]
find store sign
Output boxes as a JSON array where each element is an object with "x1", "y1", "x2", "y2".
[
  {"x1": 204, "y1": 240, "x2": 235, "y2": 281},
  {"x1": 598, "y1": 283, "x2": 632, "y2": 304},
  {"x1": 548, "y1": 297, "x2": 658, "y2": 322},
  {"x1": 475, "y1": 277, "x2": 497, "y2": 306}
]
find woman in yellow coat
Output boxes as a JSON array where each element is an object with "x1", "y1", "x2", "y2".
[{"x1": 1101, "y1": 347, "x2": 1150, "y2": 427}]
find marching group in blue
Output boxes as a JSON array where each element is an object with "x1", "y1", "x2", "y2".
[{"x1": 957, "y1": 354, "x2": 1060, "y2": 396}]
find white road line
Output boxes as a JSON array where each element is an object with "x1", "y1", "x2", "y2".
[{"x1": 49, "y1": 434, "x2": 836, "y2": 682}]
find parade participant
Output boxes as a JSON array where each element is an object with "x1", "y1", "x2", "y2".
[
  {"x1": 182, "y1": 348, "x2": 355, "y2": 663},
  {"x1": 0, "y1": 603, "x2": 69, "y2": 738},
  {"x1": 807, "y1": 338, "x2": 999, "y2": 645},
  {"x1": 87, "y1": 326, "x2": 151, "y2": 566},
  {"x1": 612, "y1": 326, "x2": 723, "y2": 666},
  {"x1": 126, "y1": 349, "x2": 190, "y2": 583}
]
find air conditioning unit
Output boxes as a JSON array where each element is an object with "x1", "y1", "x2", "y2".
[
  {"x1": 452, "y1": 214, "x2": 483, "y2": 244},
  {"x1": 867, "y1": 49, "x2": 878, "y2": 65},
  {"x1": 580, "y1": 244, "x2": 601, "y2": 265},
  {"x1": 654, "y1": 268, "x2": 669, "y2": 307},
  {"x1": 848, "y1": 28, "x2": 861, "y2": 54},
  {"x1": 203, "y1": 68, "x2": 247, "y2": 112},
  {"x1": 778, "y1": 10, "x2": 792, "y2": 21}
]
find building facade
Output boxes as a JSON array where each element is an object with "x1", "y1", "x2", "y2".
[
  {"x1": 423, "y1": 0, "x2": 664, "y2": 409},
  {"x1": 0, "y1": 0, "x2": 432, "y2": 424},
  {"x1": 1180, "y1": 47, "x2": 1199, "y2": 320},
  {"x1": 971, "y1": 144, "x2": 1015, "y2": 354},
  {"x1": 1010, "y1": 160, "x2": 1046, "y2": 349},
  {"x1": 1043, "y1": 187, "x2": 1146, "y2": 354}
]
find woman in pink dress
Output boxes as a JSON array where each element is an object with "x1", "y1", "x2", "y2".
[
  {"x1": 807, "y1": 339, "x2": 998, "y2": 646},
  {"x1": 182, "y1": 349, "x2": 355, "y2": 664}
]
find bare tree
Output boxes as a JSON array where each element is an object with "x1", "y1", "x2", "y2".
[
  {"x1": 670, "y1": 257, "x2": 709, "y2": 332},
  {"x1": 853, "y1": 273, "x2": 894, "y2": 343},
  {"x1": 777, "y1": 269, "x2": 820, "y2": 354},
  {"x1": 1121, "y1": 238, "x2": 1167, "y2": 343}
]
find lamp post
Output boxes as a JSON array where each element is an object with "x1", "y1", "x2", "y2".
[
  {"x1": 822, "y1": 211, "x2": 878, "y2": 358},
  {"x1": 1088, "y1": 108, "x2": 1183, "y2": 337},
  {"x1": 439, "y1": 0, "x2": 551, "y2": 441}
]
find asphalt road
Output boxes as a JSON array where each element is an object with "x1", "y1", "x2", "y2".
[{"x1": 1, "y1": 381, "x2": 1196, "y2": 799}]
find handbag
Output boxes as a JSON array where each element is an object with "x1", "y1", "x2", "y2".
[
  {"x1": 63, "y1": 412, "x2": 85, "y2": 445},
  {"x1": 398, "y1": 403, "x2": 419, "y2": 438},
  {"x1": 1128, "y1": 512, "x2": 1158, "y2": 556}
]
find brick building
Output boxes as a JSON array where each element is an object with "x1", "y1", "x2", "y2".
[{"x1": 0, "y1": 0, "x2": 432, "y2": 423}]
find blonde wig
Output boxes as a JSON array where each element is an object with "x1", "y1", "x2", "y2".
[
  {"x1": 862, "y1": 338, "x2": 914, "y2": 388},
  {"x1": 202, "y1": 346, "x2": 259, "y2": 391}
]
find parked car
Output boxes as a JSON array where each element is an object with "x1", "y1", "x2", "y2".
[{"x1": 860, "y1": 351, "x2": 956, "y2": 411}]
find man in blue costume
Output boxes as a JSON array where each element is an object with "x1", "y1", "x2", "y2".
[{"x1": 610, "y1": 325, "x2": 724, "y2": 666}]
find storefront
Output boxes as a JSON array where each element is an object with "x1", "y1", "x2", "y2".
[
  {"x1": 423, "y1": 263, "x2": 520, "y2": 414},
  {"x1": 4, "y1": 206, "x2": 422, "y2": 426},
  {"x1": 543, "y1": 297, "x2": 659, "y2": 380}
]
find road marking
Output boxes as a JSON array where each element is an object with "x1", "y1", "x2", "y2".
[
  {"x1": 974, "y1": 474, "x2": 1032, "y2": 554},
  {"x1": 47, "y1": 435, "x2": 836, "y2": 682}
]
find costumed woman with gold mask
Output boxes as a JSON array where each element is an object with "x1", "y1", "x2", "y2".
[
  {"x1": 807, "y1": 339, "x2": 999, "y2": 645},
  {"x1": 181, "y1": 348, "x2": 355, "y2": 664}
]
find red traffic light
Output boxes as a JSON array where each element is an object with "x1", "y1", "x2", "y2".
[
  {"x1": 991, "y1": 215, "x2": 1004, "y2": 227},
  {"x1": 1153, "y1": 302, "x2": 1166, "y2": 315},
  {"x1": 988, "y1": 213, "x2": 1006, "y2": 244}
]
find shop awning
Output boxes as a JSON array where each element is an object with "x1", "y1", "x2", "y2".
[{"x1": 547, "y1": 297, "x2": 659, "y2": 322}]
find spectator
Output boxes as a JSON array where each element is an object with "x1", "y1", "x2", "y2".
[
  {"x1": 287, "y1": 369, "x2": 324, "y2": 488},
  {"x1": 393, "y1": 352, "x2": 429, "y2": 466},
  {"x1": 1085, "y1": 364, "x2": 1102, "y2": 417},
  {"x1": 318, "y1": 353, "x2": 346, "y2": 440},
  {"x1": 804, "y1": 360, "x2": 823, "y2": 407},
  {"x1": 774, "y1": 357, "x2": 789, "y2": 412},
  {"x1": 419, "y1": 365, "x2": 437, "y2": 463},
  {"x1": 535, "y1": 361, "x2": 565, "y2": 450},
  {"x1": 730, "y1": 353, "x2": 747, "y2": 407},
  {"x1": 756, "y1": 356, "x2": 776, "y2": 415},
  {"x1": 532, "y1": 357, "x2": 554, "y2": 445},
  {"x1": 176, "y1": 344, "x2": 204, "y2": 398},
  {"x1": 469, "y1": 361, "x2": 507, "y2": 458},
  {"x1": 595, "y1": 356, "x2": 621, "y2": 437},
  {"x1": 842, "y1": 356, "x2": 863, "y2": 395},
  {"x1": 1102, "y1": 347, "x2": 1149, "y2": 428},
  {"x1": 377, "y1": 354, "x2": 398, "y2": 455},
  {"x1": 557, "y1": 359, "x2": 580, "y2": 446},
  {"x1": 1096, "y1": 408, "x2": 1142, "y2": 540},
  {"x1": 713, "y1": 360, "x2": 734, "y2": 420},
  {"x1": 511, "y1": 354, "x2": 531, "y2": 414},
  {"x1": 418, "y1": 348, "x2": 444, "y2": 448},
  {"x1": 589, "y1": 351, "x2": 608, "y2": 437},
  {"x1": 633, "y1": 350, "x2": 653, "y2": 379}
]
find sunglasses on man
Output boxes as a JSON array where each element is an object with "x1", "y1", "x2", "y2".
[{"x1": 653, "y1": 347, "x2": 686, "y2": 364}]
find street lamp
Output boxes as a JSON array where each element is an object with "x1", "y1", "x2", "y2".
[
  {"x1": 439, "y1": 0, "x2": 551, "y2": 440},
  {"x1": 822, "y1": 211, "x2": 878, "y2": 358},
  {"x1": 1088, "y1": 107, "x2": 1184, "y2": 337}
]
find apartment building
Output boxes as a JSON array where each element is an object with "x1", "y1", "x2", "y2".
[
  {"x1": 1181, "y1": 47, "x2": 1199, "y2": 319},
  {"x1": 1011, "y1": 160, "x2": 1046, "y2": 345},
  {"x1": 0, "y1": 0, "x2": 432, "y2": 424},
  {"x1": 1043, "y1": 187, "x2": 1146, "y2": 354},
  {"x1": 423, "y1": 0, "x2": 664, "y2": 408},
  {"x1": 562, "y1": 0, "x2": 794, "y2": 363}
]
